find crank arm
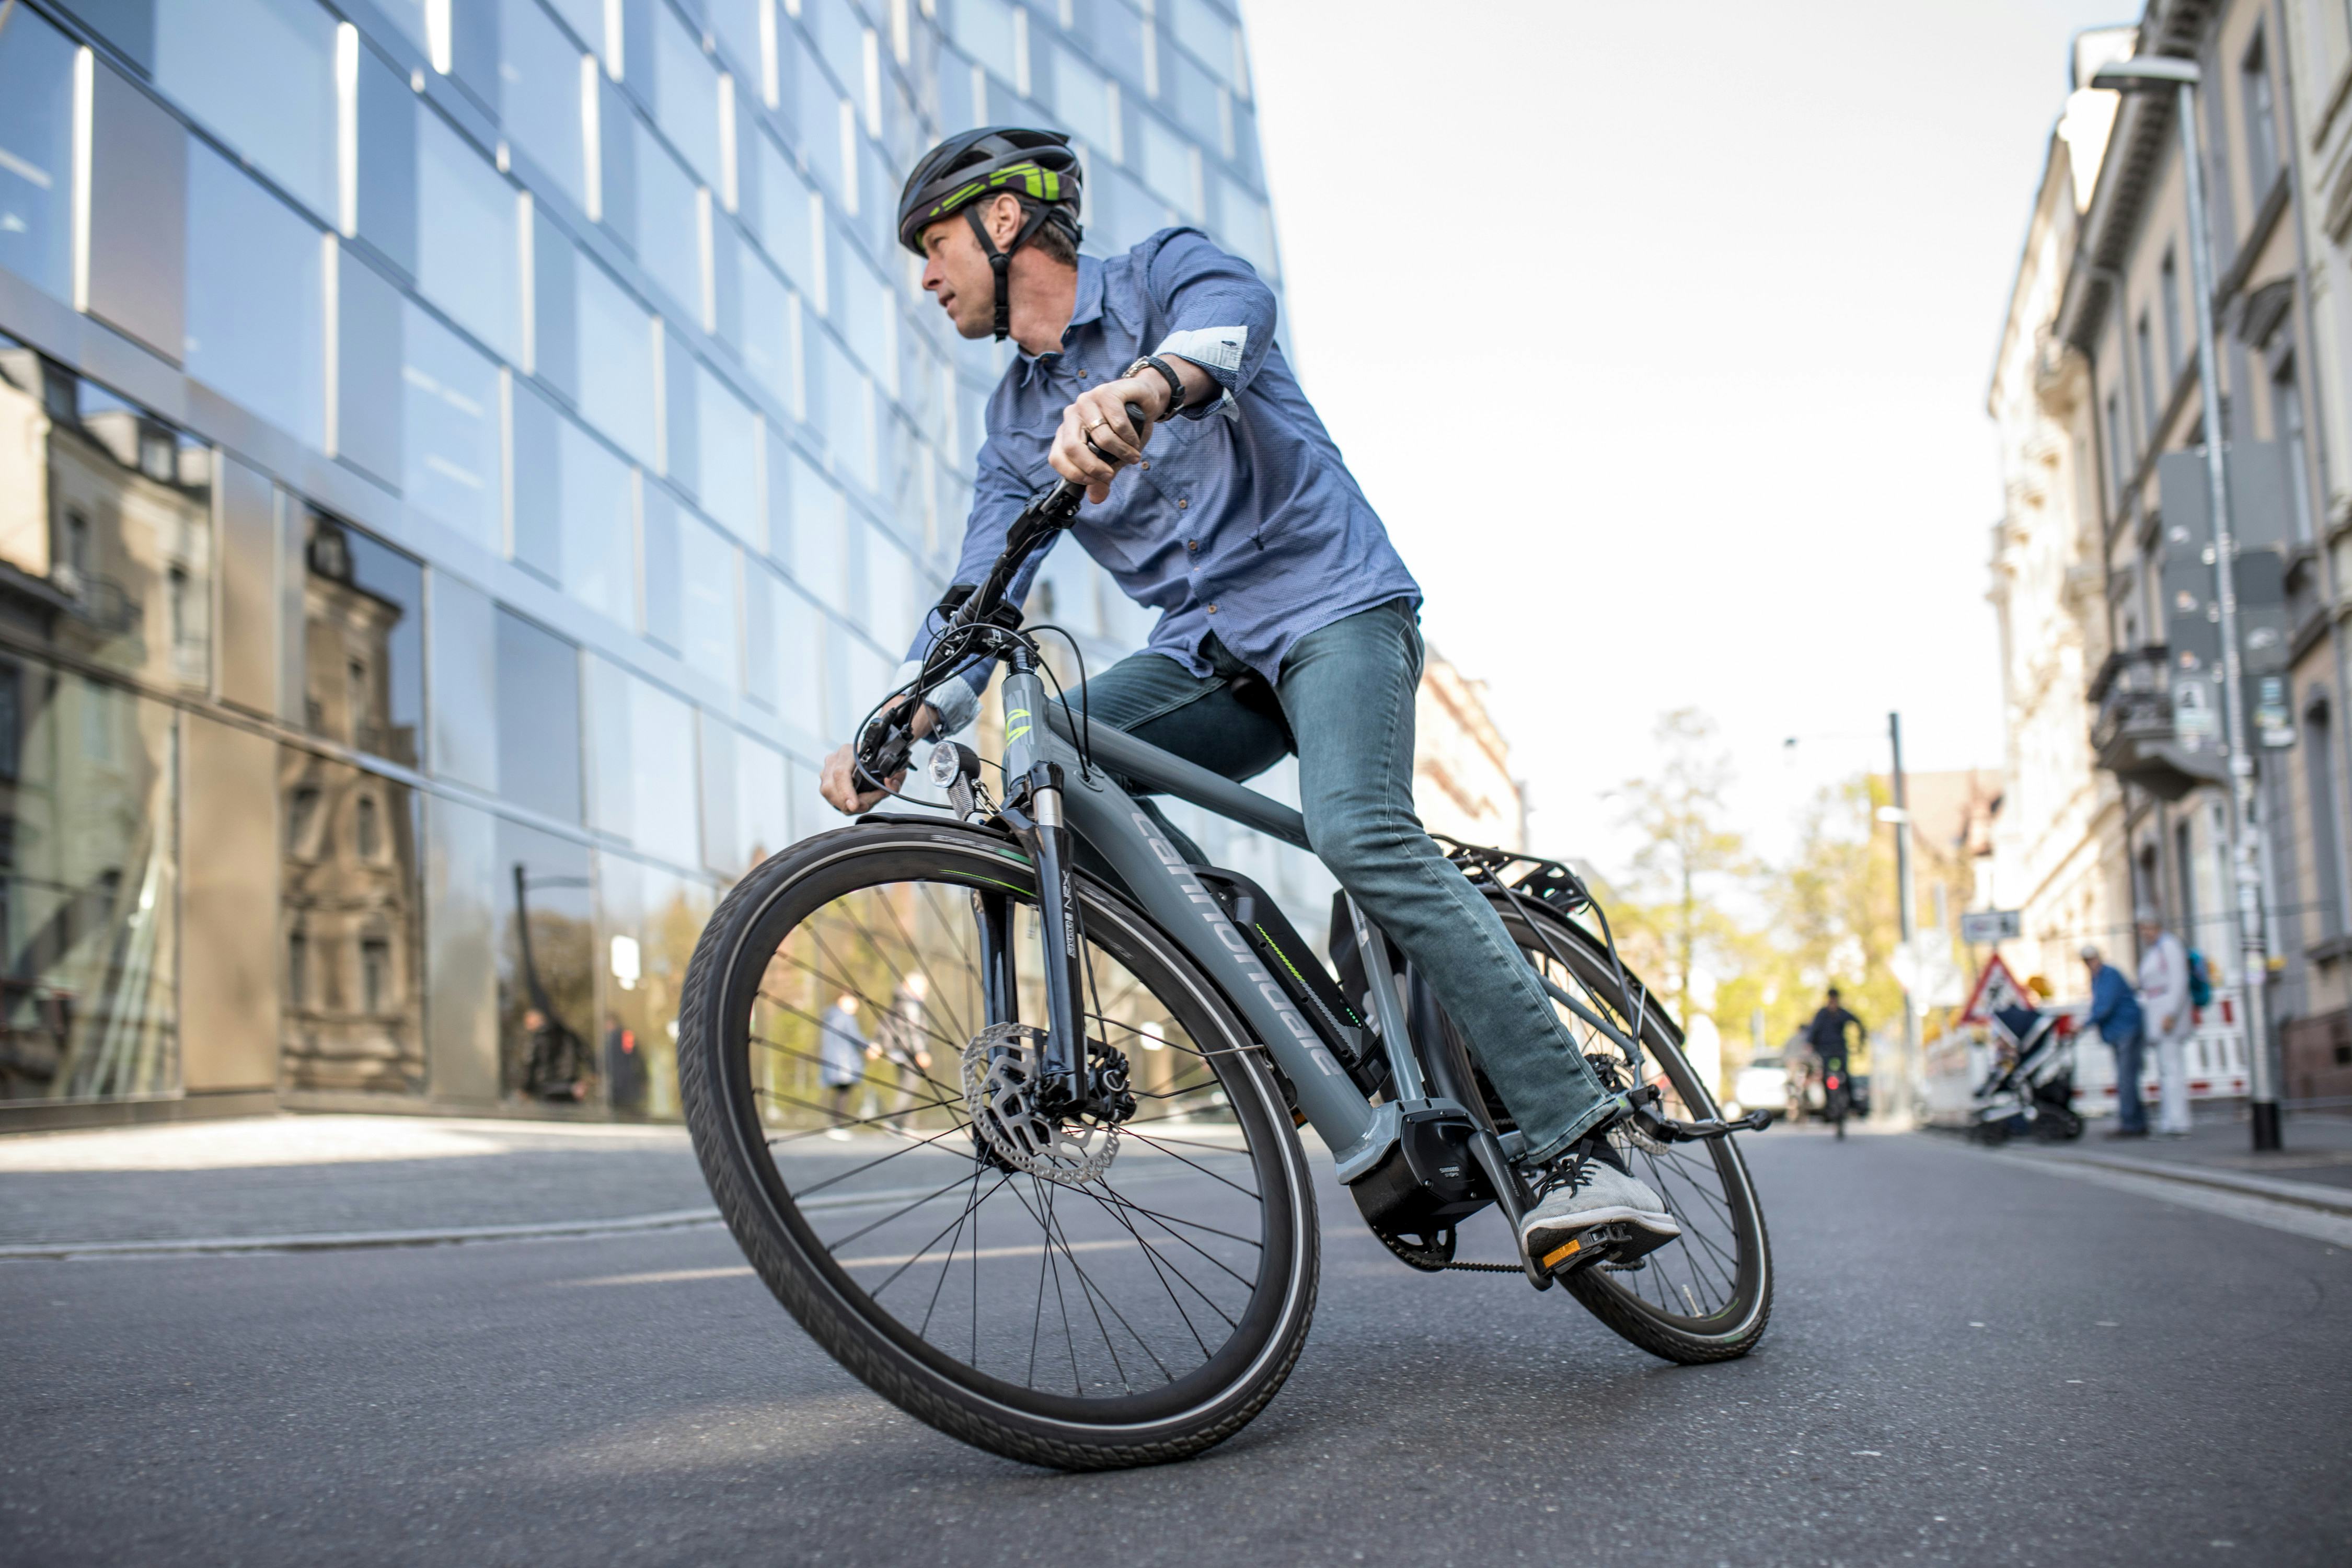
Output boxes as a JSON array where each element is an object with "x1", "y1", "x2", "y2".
[{"x1": 1630, "y1": 1096, "x2": 1773, "y2": 1144}]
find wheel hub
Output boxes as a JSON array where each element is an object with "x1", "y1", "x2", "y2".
[{"x1": 961, "y1": 1023, "x2": 1132, "y2": 1185}]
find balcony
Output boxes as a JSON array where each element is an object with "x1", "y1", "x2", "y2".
[{"x1": 2088, "y1": 644, "x2": 2228, "y2": 801}]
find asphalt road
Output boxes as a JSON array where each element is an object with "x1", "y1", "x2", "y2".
[{"x1": 4, "y1": 1128, "x2": 2346, "y2": 1567}]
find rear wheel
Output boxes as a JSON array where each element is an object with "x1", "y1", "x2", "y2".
[
  {"x1": 1486, "y1": 897, "x2": 1773, "y2": 1365},
  {"x1": 678, "y1": 823, "x2": 1319, "y2": 1469}
]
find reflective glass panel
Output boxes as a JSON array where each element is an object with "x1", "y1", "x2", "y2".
[
  {"x1": 401, "y1": 301, "x2": 503, "y2": 551},
  {"x1": 953, "y1": 0, "x2": 1019, "y2": 82},
  {"x1": 594, "y1": 849, "x2": 709, "y2": 1117},
  {"x1": 640, "y1": 482, "x2": 682, "y2": 649},
  {"x1": 495, "y1": 606, "x2": 583, "y2": 821},
  {"x1": 416, "y1": 110, "x2": 523, "y2": 364},
  {"x1": 696, "y1": 711, "x2": 736, "y2": 873},
  {"x1": 301, "y1": 512, "x2": 424, "y2": 769},
  {"x1": 709, "y1": 0, "x2": 763, "y2": 82},
  {"x1": 737, "y1": 732, "x2": 789, "y2": 867},
  {"x1": 652, "y1": 3, "x2": 723, "y2": 186},
  {"x1": 1172, "y1": 0, "x2": 1239, "y2": 87},
  {"x1": 678, "y1": 509, "x2": 739, "y2": 692},
  {"x1": 185, "y1": 145, "x2": 326, "y2": 449},
  {"x1": 791, "y1": 38, "x2": 845, "y2": 195},
  {"x1": 736, "y1": 238, "x2": 800, "y2": 414},
  {"x1": 427, "y1": 572, "x2": 498, "y2": 791},
  {"x1": 1054, "y1": 47, "x2": 1114, "y2": 152},
  {"x1": 156, "y1": 0, "x2": 339, "y2": 219},
  {"x1": 756, "y1": 130, "x2": 822, "y2": 299},
  {"x1": 1138, "y1": 114, "x2": 1196, "y2": 217},
  {"x1": 542, "y1": 0, "x2": 604, "y2": 54},
  {"x1": 576, "y1": 258, "x2": 658, "y2": 463},
  {"x1": 499, "y1": 0, "x2": 591, "y2": 211},
  {"x1": 559, "y1": 418, "x2": 636, "y2": 626},
  {"x1": 494, "y1": 814, "x2": 595, "y2": 1102},
  {"x1": 586, "y1": 657, "x2": 701, "y2": 868},
  {"x1": 0, "y1": 351, "x2": 216, "y2": 691},
  {"x1": 1214, "y1": 174, "x2": 1275, "y2": 276},
  {"x1": 0, "y1": 660, "x2": 178, "y2": 1104},
  {"x1": 632, "y1": 117, "x2": 704, "y2": 319},
  {"x1": 0, "y1": 6, "x2": 75, "y2": 302},
  {"x1": 280, "y1": 748, "x2": 424, "y2": 1093},
  {"x1": 813, "y1": 333, "x2": 873, "y2": 489},
  {"x1": 741, "y1": 558, "x2": 780, "y2": 710},
  {"x1": 774, "y1": 586, "x2": 826, "y2": 741},
  {"x1": 780, "y1": 445, "x2": 848, "y2": 602},
  {"x1": 696, "y1": 362, "x2": 762, "y2": 544},
  {"x1": 867, "y1": 526, "x2": 914, "y2": 643},
  {"x1": 835, "y1": 241, "x2": 893, "y2": 393}
]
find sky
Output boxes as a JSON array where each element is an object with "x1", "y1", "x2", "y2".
[{"x1": 1242, "y1": 0, "x2": 2135, "y2": 875}]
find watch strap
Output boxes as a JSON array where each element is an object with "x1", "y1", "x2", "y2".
[{"x1": 1126, "y1": 354, "x2": 1188, "y2": 418}]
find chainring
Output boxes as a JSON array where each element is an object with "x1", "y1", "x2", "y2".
[{"x1": 962, "y1": 1022, "x2": 1120, "y2": 1185}]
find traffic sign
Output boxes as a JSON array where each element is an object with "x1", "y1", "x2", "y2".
[{"x1": 1959, "y1": 909, "x2": 2022, "y2": 944}]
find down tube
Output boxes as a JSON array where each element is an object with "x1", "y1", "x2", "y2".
[{"x1": 1054, "y1": 742, "x2": 1381, "y2": 1164}]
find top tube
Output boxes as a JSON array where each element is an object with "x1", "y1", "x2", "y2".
[{"x1": 1042, "y1": 702, "x2": 1310, "y2": 852}]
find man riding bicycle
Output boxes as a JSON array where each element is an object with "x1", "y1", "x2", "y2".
[
  {"x1": 1804, "y1": 987, "x2": 1863, "y2": 1113},
  {"x1": 817, "y1": 126, "x2": 1674, "y2": 1264}
]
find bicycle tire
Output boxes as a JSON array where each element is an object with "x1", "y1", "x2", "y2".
[
  {"x1": 1487, "y1": 896, "x2": 1774, "y2": 1365},
  {"x1": 678, "y1": 821, "x2": 1319, "y2": 1470}
]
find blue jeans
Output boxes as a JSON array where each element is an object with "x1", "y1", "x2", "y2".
[
  {"x1": 1070, "y1": 602, "x2": 1618, "y2": 1163},
  {"x1": 2109, "y1": 1029, "x2": 2147, "y2": 1132}
]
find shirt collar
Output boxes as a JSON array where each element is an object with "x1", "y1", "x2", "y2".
[{"x1": 1015, "y1": 258, "x2": 1106, "y2": 385}]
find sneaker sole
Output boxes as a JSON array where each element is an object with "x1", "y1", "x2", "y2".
[{"x1": 1521, "y1": 1206, "x2": 1680, "y2": 1271}]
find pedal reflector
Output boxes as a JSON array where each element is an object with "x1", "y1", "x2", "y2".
[{"x1": 1540, "y1": 1238, "x2": 1582, "y2": 1270}]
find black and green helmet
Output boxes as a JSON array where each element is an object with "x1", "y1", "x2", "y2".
[{"x1": 896, "y1": 126, "x2": 1083, "y2": 341}]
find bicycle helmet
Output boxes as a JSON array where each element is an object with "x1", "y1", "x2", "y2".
[{"x1": 896, "y1": 126, "x2": 1083, "y2": 341}]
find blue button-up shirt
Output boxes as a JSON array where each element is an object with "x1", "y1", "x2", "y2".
[{"x1": 901, "y1": 227, "x2": 1421, "y2": 731}]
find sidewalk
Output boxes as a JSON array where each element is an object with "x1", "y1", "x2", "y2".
[
  {"x1": 0, "y1": 1115, "x2": 716, "y2": 1255},
  {"x1": 2012, "y1": 1106, "x2": 2352, "y2": 1213}
]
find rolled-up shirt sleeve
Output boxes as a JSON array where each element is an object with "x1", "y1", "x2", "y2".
[
  {"x1": 1145, "y1": 228, "x2": 1277, "y2": 420},
  {"x1": 895, "y1": 439, "x2": 1058, "y2": 736}
]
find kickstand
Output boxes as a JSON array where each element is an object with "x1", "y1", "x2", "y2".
[{"x1": 1467, "y1": 1128, "x2": 1551, "y2": 1292}]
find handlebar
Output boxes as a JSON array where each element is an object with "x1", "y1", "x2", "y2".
[{"x1": 854, "y1": 404, "x2": 1148, "y2": 789}]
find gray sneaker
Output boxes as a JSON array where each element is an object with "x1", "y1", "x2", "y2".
[{"x1": 1519, "y1": 1155, "x2": 1679, "y2": 1270}]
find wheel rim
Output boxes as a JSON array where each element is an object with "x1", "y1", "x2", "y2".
[
  {"x1": 713, "y1": 843, "x2": 1307, "y2": 1426},
  {"x1": 1502, "y1": 908, "x2": 1767, "y2": 1335}
]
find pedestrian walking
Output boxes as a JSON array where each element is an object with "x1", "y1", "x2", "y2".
[
  {"x1": 817, "y1": 993, "x2": 866, "y2": 1140},
  {"x1": 2082, "y1": 943, "x2": 2148, "y2": 1138},
  {"x1": 873, "y1": 973, "x2": 935, "y2": 1134},
  {"x1": 2135, "y1": 908, "x2": 2195, "y2": 1137}
]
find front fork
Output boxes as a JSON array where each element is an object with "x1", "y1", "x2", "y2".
[{"x1": 988, "y1": 657, "x2": 1090, "y2": 1113}]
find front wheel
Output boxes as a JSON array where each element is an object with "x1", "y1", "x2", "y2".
[{"x1": 678, "y1": 822, "x2": 1320, "y2": 1470}]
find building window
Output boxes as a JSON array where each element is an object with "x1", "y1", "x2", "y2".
[
  {"x1": 2159, "y1": 250, "x2": 2182, "y2": 375},
  {"x1": 355, "y1": 794, "x2": 381, "y2": 860},
  {"x1": 361, "y1": 936, "x2": 390, "y2": 1016},
  {"x1": 287, "y1": 928, "x2": 308, "y2": 1008},
  {"x1": 2175, "y1": 818, "x2": 2198, "y2": 948},
  {"x1": 2242, "y1": 29, "x2": 2280, "y2": 195},
  {"x1": 2275, "y1": 358, "x2": 2314, "y2": 543},
  {"x1": 2136, "y1": 313, "x2": 2160, "y2": 444},
  {"x1": 289, "y1": 786, "x2": 321, "y2": 854},
  {"x1": 2106, "y1": 390, "x2": 2129, "y2": 501},
  {"x1": 2307, "y1": 693, "x2": 2346, "y2": 941}
]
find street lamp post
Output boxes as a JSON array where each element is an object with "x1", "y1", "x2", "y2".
[
  {"x1": 2091, "y1": 56, "x2": 2282, "y2": 1152},
  {"x1": 1882, "y1": 712, "x2": 1918, "y2": 1129}
]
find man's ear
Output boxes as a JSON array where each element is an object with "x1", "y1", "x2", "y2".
[{"x1": 988, "y1": 192, "x2": 1026, "y2": 248}]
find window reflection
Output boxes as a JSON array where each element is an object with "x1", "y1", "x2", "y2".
[
  {"x1": 779, "y1": 444, "x2": 849, "y2": 602},
  {"x1": 596, "y1": 848, "x2": 711, "y2": 1117},
  {"x1": 498, "y1": 0, "x2": 592, "y2": 212},
  {"x1": 755, "y1": 131, "x2": 823, "y2": 303},
  {"x1": 651, "y1": 4, "x2": 723, "y2": 185},
  {"x1": 577, "y1": 258, "x2": 658, "y2": 463},
  {"x1": 416, "y1": 110, "x2": 522, "y2": 364},
  {"x1": 280, "y1": 747, "x2": 423, "y2": 1094},
  {"x1": 0, "y1": 347, "x2": 214, "y2": 691},
  {"x1": 185, "y1": 144, "x2": 327, "y2": 449},
  {"x1": 559, "y1": 417, "x2": 637, "y2": 626},
  {"x1": 736, "y1": 240, "x2": 801, "y2": 414},
  {"x1": 401, "y1": 302, "x2": 503, "y2": 550},
  {"x1": 0, "y1": 661, "x2": 178, "y2": 1104},
  {"x1": 678, "y1": 510, "x2": 740, "y2": 691},
  {"x1": 0, "y1": 5, "x2": 76, "y2": 303},
  {"x1": 583, "y1": 655, "x2": 699, "y2": 869},
  {"x1": 302, "y1": 512, "x2": 423, "y2": 768},
  {"x1": 495, "y1": 815, "x2": 595, "y2": 1103},
  {"x1": 632, "y1": 119, "x2": 705, "y2": 320},
  {"x1": 157, "y1": 0, "x2": 340, "y2": 220},
  {"x1": 495, "y1": 608, "x2": 584, "y2": 823},
  {"x1": 697, "y1": 363, "x2": 763, "y2": 543}
]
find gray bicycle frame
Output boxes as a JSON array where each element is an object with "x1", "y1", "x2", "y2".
[{"x1": 996, "y1": 663, "x2": 1424, "y2": 1182}]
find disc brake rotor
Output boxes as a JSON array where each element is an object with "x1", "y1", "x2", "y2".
[{"x1": 962, "y1": 1022, "x2": 1120, "y2": 1185}]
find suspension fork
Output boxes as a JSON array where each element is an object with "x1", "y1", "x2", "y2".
[{"x1": 999, "y1": 653, "x2": 1088, "y2": 1111}]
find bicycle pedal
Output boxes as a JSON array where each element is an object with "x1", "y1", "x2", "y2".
[{"x1": 1536, "y1": 1223, "x2": 1628, "y2": 1278}]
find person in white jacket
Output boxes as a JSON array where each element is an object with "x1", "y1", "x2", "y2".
[{"x1": 2135, "y1": 908, "x2": 2195, "y2": 1136}]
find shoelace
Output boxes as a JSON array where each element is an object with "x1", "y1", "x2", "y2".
[{"x1": 1532, "y1": 1151, "x2": 1596, "y2": 1202}]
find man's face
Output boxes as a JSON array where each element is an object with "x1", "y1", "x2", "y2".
[{"x1": 918, "y1": 197, "x2": 1020, "y2": 339}]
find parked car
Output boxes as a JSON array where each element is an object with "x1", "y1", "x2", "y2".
[{"x1": 1728, "y1": 1053, "x2": 1788, "y2": 1120}]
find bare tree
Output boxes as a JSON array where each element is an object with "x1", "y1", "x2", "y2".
[{"x1": 1613, "y1": 709, "x2": 1749, "y2": 1023}]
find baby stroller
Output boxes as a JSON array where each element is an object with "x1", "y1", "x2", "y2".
[{"x1": 1970, "y1": 1001, "x2": 2084, "y2": 1146}]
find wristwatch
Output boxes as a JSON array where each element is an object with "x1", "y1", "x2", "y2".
[{"x1": 1125, "y1": 354, "x2": 1188, "y2": 418}]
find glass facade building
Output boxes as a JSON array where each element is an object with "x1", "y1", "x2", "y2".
[{"x1": 0, "y1": 0, "x2": 1307, "y2": 1125}]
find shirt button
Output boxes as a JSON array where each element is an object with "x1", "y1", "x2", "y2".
[
  {"x1": 1140, "y1": 461, "x2": 1149, "y2": 470},
  {"x1": 1206, "y1": 604, "x2": 1218, "y2": 614},
  {"x1": 1177, "y1": 498, "x2": 1188, "y2": 509},
  {"x1": 1187, "y1": 539, "x2": 1197, "y2": 551},
  {"x1": 1078, "y1": 368, "x2": 1089, "y2": 378}
]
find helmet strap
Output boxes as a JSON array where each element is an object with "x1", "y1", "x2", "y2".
[{"x1": 964, "y1": 199, "x2": 1058, "y2": 344}]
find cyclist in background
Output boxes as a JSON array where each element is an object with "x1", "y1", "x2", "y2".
[
  {"x1": 1805, "y1": 987, "x2": 1863, "y2": 1121},
  {"x1": 816, "y1": 126, "x2": 1676, "y2": 1264}
]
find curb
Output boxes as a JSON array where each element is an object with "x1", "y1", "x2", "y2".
[
  {"x1": 2038, "y1": 1152, "x2": 2352, "y2": 1217},
  {"x1": 0, "y1": 1207, "x2": 724, "y2": 1261}
]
